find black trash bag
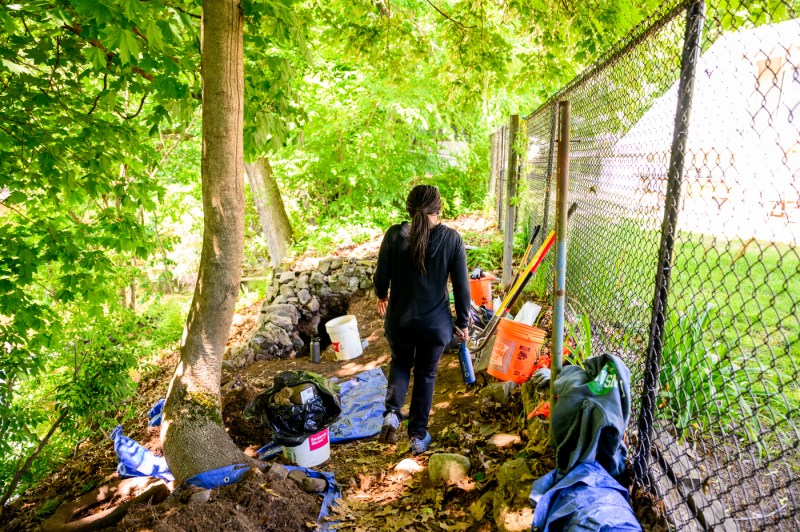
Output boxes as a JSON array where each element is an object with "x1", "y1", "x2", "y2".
[{"x1": 244, "y1": 371, "x2": 342, "y2": 447}]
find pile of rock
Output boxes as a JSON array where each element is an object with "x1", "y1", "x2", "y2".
[
  {"x1": 266, "y1": 464, "x2": 327, "y2": 493},
  {"x1": 264, "y1": 257, "x2": 375, "y2": 307},
  {"x1": 225, "y1": 257, "x2": 376, "y2": 368}
]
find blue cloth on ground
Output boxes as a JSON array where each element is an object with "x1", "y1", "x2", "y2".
[
  {"x1": 148, "y1": 398, "x2": 165, "y2": 427},
  {"x1": 186, "y1": 463, "x2": 253, "y2": 489},
  {"x1": 111, "y1": 425, "x2": 174, "y2": 482},
  {"x1": 529, "y1": 461, "x2": 641, "y2": 532},
  {"x1": 112, "y1": 424, "x2": 256, "y2": 489},
  {"x1": 285, "y1": 466, "x2": 341, "y2": 530},
  {"x1": 328, "y1": 368, "x2": 387, "y2": 443},
  {"x1": 550, "y1": 353, "x2": 631, "y2": 479}
]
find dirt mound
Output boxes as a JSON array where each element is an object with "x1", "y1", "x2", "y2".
[
  {"x1": 222, "y1": 379, "x2": 269, "y2": 449},
  {"x1": 116, "y1": 473, "x2": 319, "y2": 532}
]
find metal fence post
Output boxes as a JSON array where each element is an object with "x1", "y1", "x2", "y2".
[
  {"x1": 541, "y1": 103, "x2": 558, "y2": 243},
  {"x1": 550, "y1": 101, "x2": 571, "y2": 405},
  {"x1": 634, "y1": 0, "x2": 705, "y2": 482},
  {"x1": 488, "y1": 132, "x2": 498, "y2": 213},
  {"x1": 497, "y1": 125, "x2": 506, "y2": 229},
  {"x1": 502, "y1": 115, "x2": 521, "y2": 289}
]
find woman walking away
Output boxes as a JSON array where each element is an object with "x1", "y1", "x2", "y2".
[{"x1": 373, "y1": 184, "x2": 470, "y2": 454}]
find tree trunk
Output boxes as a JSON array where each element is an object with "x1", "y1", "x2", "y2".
[
  {"x1": 244, "y1": 157, "x2": 293, "y2": 267},
  {"x1": 161, "y1": 0, "x2": 250, "y2": 483}
]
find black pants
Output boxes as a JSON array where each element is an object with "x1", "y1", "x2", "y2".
[{"x1": 384, "y1": 339, "x2": 445, "y2": 438}]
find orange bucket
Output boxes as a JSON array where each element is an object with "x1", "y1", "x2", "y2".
[
  {"x1": 469, "y1": 275, "x2": 494, "y2": 310},
  {"x1": 487, "y1": 318, "x2": 547, "y2": 384}
]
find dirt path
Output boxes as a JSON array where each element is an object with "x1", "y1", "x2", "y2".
[{"x1": 218, "y1": 292, "x2": 551, "y2": 530}]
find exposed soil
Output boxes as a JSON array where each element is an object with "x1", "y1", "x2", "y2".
[{"x1": 115, "y1": 473, "x2": 319, "y2": 532}]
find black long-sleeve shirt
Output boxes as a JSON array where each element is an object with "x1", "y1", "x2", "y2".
[{"x1": 373, "y1": 222, "x2": 470, "y2": 348}]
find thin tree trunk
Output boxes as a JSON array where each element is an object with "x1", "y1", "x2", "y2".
[
  {"x1": 161, "y1": 0, "x2": 251, "y2": 483},
  {"x1": 129, "y1": 258, "x2": 136, "y2": 311},
  {"x1": 0, "y1": 409, "x2": 68, "y2": 512},
  {"x1": 244, "y1": 157, "x2": 293, "y2": 267}
]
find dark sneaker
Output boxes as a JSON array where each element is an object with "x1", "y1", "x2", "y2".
[
  {"x1": 379, "y1": 412, "x2": 399, "y2": 444},
  {"x1": 410, "y1": 431, "x2": 432, "y2": 455}
]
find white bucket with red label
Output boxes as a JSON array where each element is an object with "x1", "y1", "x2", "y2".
[
  {"x1": 283, "y1": 427, "x2": 331, "y2": 468},
  {"x1": 324, "y1": 315, "x2": 363, "y2": 361}
]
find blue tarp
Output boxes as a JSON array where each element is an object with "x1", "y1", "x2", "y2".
[
  {"x1": 257, "y1": 368, "x2": 387, "y2": 451},
  {"x1": 186, "y1": 463, "x2": 253, "y2": 489},
  {"x1": 529, "y1": 461, "x2": 641, "y2": 532},
  {"x1": 285, "y1": 465, "x2": 342, "y2": 530},
  {"x1": 111, "y1": 425, "x2": 174, "y2": 482},
  {"x1": 112, "y1": 427, "x2": 249, "y2": 490},
  {"x1": 328, "y1": 368, "x2": 387, "y2": 443},
  {"x1": 148, "y1": 398, "x2": 165, "y2": 427}
]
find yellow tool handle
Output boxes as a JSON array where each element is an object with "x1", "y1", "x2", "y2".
[{"x1": 496, "y1": 229, "x2": 556, "y2": 314}]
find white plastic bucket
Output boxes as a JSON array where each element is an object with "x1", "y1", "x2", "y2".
[
  {"x1": 283, "y1": 427, "x2": 331, "y2": 468},
  {"x1": 325, "y1": 314, "x2": 363, "y2": 361}
]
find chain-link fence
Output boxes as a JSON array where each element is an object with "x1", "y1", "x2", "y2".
[{"x1": 490, "y1": 0, "x2": 799, "y2": 529}]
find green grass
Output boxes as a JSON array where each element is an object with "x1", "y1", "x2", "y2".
[
  {"x1": 562, "y1": 217, "x2": 661, "y2": 342},
  {"x1": 671, "y1": 235, "x2": 800, "y2": 383},
  {"x1": 668, "y1": 234, "x2": 800, "y2": 445},
  {"x1": 564, "y1": 218, "x2": 799, "y2": 389},
  {"x1": 551, "y1": 216, "x2": 799, "y2": 446}
]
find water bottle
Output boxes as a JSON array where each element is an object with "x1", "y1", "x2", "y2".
[
  {"x1": 458, "y1": 341, "x2": 476, "y2": 385},
  {"x1": 310, "y1": 337, "x2": 321, "y2": 363}
]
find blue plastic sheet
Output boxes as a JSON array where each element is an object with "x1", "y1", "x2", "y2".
[
  {"x1": 529, "y1": 461, "x2": 641, "y2": 532},
  {"x1": 328, "y1": 368, "x2": 387, "y2": 443},
  {"x1": 111, "y1": 425, "x2": 174, "y2": 482},
  {"x1": 148, "y1": 398, "x2": 165, "y2": 427},
  {"x1": 186, "y1": 463, "x2": 253, "y2": 489},
  {"x1": 285, "y1": 466, "x2": 341, "y2": 530}
]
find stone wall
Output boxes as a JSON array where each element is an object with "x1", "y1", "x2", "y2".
[{"x1": 225, "y1": 257, "x2": 375, "y2": 369}]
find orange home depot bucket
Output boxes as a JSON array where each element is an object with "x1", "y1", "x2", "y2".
[
  {"x1": 487, "y1": 318, "x2": 547, "y2": 384},
  {"x1": 469, "y1": 275, "x2": 494, "y2": 310}
]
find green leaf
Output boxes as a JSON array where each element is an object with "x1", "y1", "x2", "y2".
[
  {"x1": 99, "y1": 90, "x2": 117, "y2": 109},
  {"x1": 5, "y1": 190, "x2": 25, "y2": 204},
  {"x1": 1, "y1": 58, "x2": 32, "y2": 75},
  {"x1": 0, "y1": 8, "x2": 20, "y2": 35},
  {"x1": 118, "y1": 30, "x2": 141, "y2": 65},
  {"x1": 86, "y1": 46, "x2": 107, "y2": 70},
  {"x1": 37, "y1": 151, "x2": 56, "y2": 174},
  {"x1": 144, "y1": 19, "x2": 164, "y2": 52}
]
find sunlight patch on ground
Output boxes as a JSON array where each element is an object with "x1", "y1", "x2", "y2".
[
  {"x1": 445, "y1": 359, "x2": 459, "y2": 369},
  {"x1": 335, "y1": 354, "x2": 390, "y2": 378}
]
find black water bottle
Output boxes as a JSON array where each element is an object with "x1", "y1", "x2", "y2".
[{"x1": 310, "y1": 337, "x2": 321, "y2": 363}]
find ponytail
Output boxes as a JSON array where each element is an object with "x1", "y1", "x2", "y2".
[{"x1": 406, "y1": 185, "x2": 442, "y2": 276}]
